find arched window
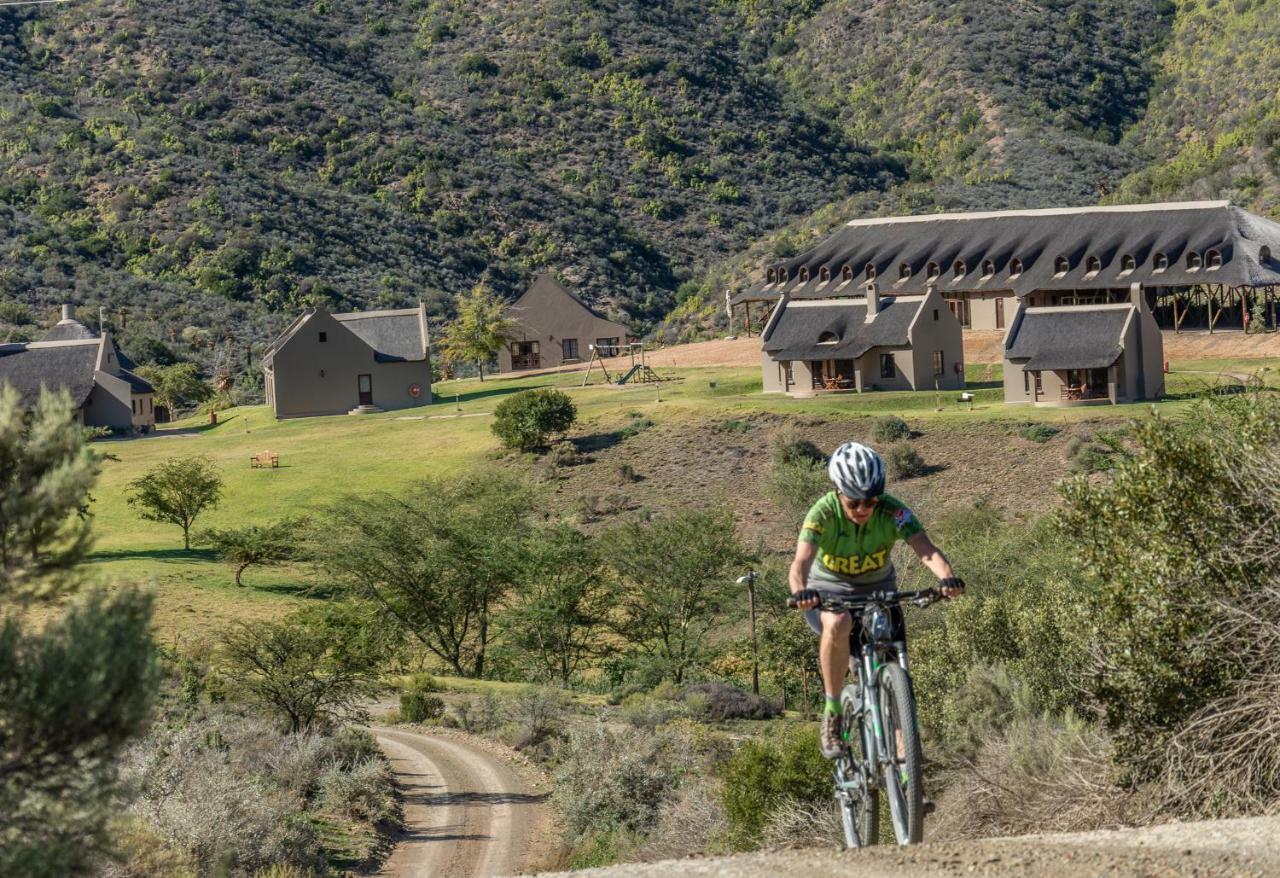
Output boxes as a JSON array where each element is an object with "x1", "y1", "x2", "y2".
[
  {"x1": 819, "y1": 266, "x2": 830, "y2": 282},
  {"x1": 865, "y1": 263, "x2": 877, "y2": 281},
  {"x1": 779, "y1": 267, "x2": 789, "y2": 282},
  {"x1": 1153, "y1": 252, "x2": 1168, "y2": 272},
  {"x1": 1086, "y1": 255, "x2": 1101, "y2": 274},
  {"x1": 798, "y1": 267, "x2": 810, "y2": 282},
  {"x1": 817, "y1": 331, "x2": 839, "y2": 344},
  {"x1": 953, "y1": 259, "x2": 966, "y2": 278},
  {"x1": 926, "y1": 261, "x2": 940, "y2": 280},
  {"x1": 1261, "y1": 246, "x2": 1273, "y2": 265},
  {"x1": 1206, "y1": 249, "x2": 1222, "y2": 270},
  {"x1": 1186, "y1": 251, "x2": 1203, "y2": 270},
  {"x1": 981, "y1": 259, "x2": 995, "y2": 278},
  {"x1": 1054, "y1": 255, "x2": 1070, "y2": 275},
  {"x1": 766, "y1": 268, "x2": 776, "y2": 283},
  {"x1": 1121, "y1": 254, "x2": 1136, "y2": 272},
  {"x1": 1009, "y1": 257, "x2": 1023, "y2": 278},
  {"x1": 899, "y1": 262, "x2": 912, "y2": 281},
  {"x1": 841, "y1": 265, "x2": 853, "y2": 282}
]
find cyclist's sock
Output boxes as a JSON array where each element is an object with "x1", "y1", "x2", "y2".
[{"x1": 823, "y1": 696, "x2": 840, "y2": 716}]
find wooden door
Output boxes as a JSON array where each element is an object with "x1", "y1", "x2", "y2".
[{"x1": 358, "y1": 374, "x2": 373, "y2": 406}]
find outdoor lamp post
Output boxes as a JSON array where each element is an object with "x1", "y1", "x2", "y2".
[{"x1": 736, "y1": 570, "x2": 759, "y2": 695}]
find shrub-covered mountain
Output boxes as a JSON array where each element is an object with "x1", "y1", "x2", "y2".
[{"x1": 2, "y1": 0, "x2": 1280, "y2": 365}]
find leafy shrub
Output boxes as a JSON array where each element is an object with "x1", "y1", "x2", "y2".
[
  {"x1": 400, "y1": 692, "x2": 445, "y2": 724},
  {"x1": 769, "y1": 425, "x2": 824, "y2": 467},
  {"x1": 318, "y1": 758, "x2": 400, "y2": 825},
  {"x1": 619, "y1": 415, "x2": 654, "y2": 438},
  {"x1": 1020, "y1": 423, "x2": 1062, "y2": 443},
  {"x1": 507, "y1": 687, "x2": 570, "y2": 750},
  {"x1": 1070, "y1": 444, "x2": 1113, "y2": 474},
  {"x1": 491, "y1": 389, "x2": 577, "y2": 451},
  {"x1": 872, "y1": 415, "x2": 910, "y2": 444},
  {"x1": 449, "y1": 692, "x2": 503, "y2": 734},
  {"x1": 766, "y1": 459, "x2": 828, "y2": 519},
  {"x1": 887, "y1": 443, "x2": 926, "y2": 479},
  {"x1": 679, "y1": 683, "x2": 781, "y2": 721},
  {"x1": 718, "y1": 725, "x2": 829, "y2": 847}
]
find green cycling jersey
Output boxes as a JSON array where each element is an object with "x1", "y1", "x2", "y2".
[{"x1": 799, "y1": 491, "x2": 924, "y2": 586}]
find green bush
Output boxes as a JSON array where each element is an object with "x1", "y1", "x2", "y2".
[
  {"x1": 1020, "y1": 423, "x2": 1061, "y2": 443},
  {"x1": 719, "y1": 725, "x2": 829, "y2": 847},
  {"x1": 872, "y1": 415, "x2": 910, "y2": 444},
  {"x1": 765, "y1": 458, "x2": 828, "y2": 519},
  {"x1": 491, "y1": 389, "x2": 577, "y2": 451},
  {"x1": 399, "y1": 690, "x2": 445, "y2": 724},
  {"x1": 769, "y1": 425, "x2": 824, "y2": 468},
  {"x1": 887, "y1": 443, "x2": 926, "y2": 479}
]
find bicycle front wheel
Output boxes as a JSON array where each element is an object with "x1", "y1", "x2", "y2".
[
  {"x1": 837, "y1": 685, "x2": 878, "y2": 848},
  {"x1": 879, "y1": 663, "x2": 924, "y2": 845}
]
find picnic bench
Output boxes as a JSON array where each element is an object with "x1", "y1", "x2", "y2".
[{"x1": 249, "y1": 450, "x2": 279, "y2": 469}]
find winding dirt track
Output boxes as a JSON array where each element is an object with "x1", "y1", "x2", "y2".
[{"x1": 373, "y1": 726, "x2": 552, "y2": 878}]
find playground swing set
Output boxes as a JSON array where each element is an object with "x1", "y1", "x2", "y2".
[{"x1": 581, "y1": 341, "x2": 667, "y2": 387}]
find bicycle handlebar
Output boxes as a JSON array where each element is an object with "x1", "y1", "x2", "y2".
[{"x1": 786, "y1": 587, "x2": 942, "y2": 611}]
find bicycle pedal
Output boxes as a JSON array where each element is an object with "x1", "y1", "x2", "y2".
[{"x1": 923, "y1": 799, "x2": 937, "y2": 816}]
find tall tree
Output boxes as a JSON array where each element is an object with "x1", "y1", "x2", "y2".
[
  {"x1": 312, "y1": 473, "x2": 536, "y2": 677},
  {"x1": 201, "y1": 517, "x2": 304, "y2": 587},
  {"x1": 606, "y1": 507, "x2": 751, "y2": 684},
  {"x1": 501, "y1": 524, "x2": 609, "y2": 684},
  {"x1": 126, "y1": 455, "x2": 224, "y2": 550},
  {"x1": 0, "y1": 387, "x2": 157, "y2": 877},
  {"x1": 437, "y1": 283, "x2": 518, "y2": 381},
  {"x1": 134, "y1": 362, "x2": 211, "y2": 417}
]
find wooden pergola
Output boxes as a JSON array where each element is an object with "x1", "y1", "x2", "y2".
[{"x1": 1151, "y1": 284, "x2": 1279, "y2": 333}]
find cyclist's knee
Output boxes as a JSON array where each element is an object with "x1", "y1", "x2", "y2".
[{"x1": 821, "y1": 610, "x2": 853, "y2": 636}]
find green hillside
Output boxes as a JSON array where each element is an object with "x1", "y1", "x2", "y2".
[{"x1": 2, "y1": 0, "x2": 1279, "y2": 362}]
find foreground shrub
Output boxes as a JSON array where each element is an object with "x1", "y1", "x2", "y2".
[
  {"x1": 886, "y1": 443, "x2": 926, "y2": 479},
  {"x1": 871, "y1": 415, "x2": 910, "y2": 444},
  {"x1": 718, "y1": 726, "x2": 828, "y2": 847},
  {"x1": 680, "y1": 683, "x2": 781, "y2": 721},
  {"x1": 491, "y1": 389, "x2": 577, "y2": 451},
  {"x1": 400, "y1": 675, "x2": 446, "y2": 724},
  {"x1": 318, "y1": 758, "x2": 400, "y2": 825},
  {"x1": 1020, "y1": 423, "x2": 1061, "y2": 443},
  {"x1": 769, "y1": 425, "x2": 824, "y2": 468}
]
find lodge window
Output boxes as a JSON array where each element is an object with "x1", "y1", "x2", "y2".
[
  {"x1": 926, "y1": 261, "x2": 940, "y2": 280},
  {"x1": 318, "y1": 331, "x2": 327, "y2": 343},
  {"x1": 819, "y1": 266, "x2": 830, "y2": 282},
  {"x1": 879, "y1": 353, "x2": 896, "y2": 379},
  {"x1": 131, "y1": 399, "x2": 137, "y2": 415},
  {"x1": 1024, "y1": 370, "x2": 1030, "y2": 394},
  {"x1": 1153, "y1": 252, "x2": 1168, "y2": 272},
  {"x1": 953, "y1": 259, "x2": 966, "y2": 278},
  {"x1": 841, "y1": 265, "x2": 853, "y2": 282},
  {"x1": 799, "y1": 267, "x2": 810, "y2": 282},
  {"x1": 865, "y1": 263, "x2": 877, "y2": 281},
  {"x1": 1009, "y1": 257, "x2": 1023, "y2": 278},
  {"x1": 1261, "y1": 246, "x2": 1273, "y2": 265},
  {"x1": 595, "y1": 337, "x2": 620, "y2": 357},
  {"x1": 767, "y1": 268, "x2": 777, "y2": 283},
  {"x1": 817, "y1": 331, "x2": 839, "y2": 344},
  {"x1": 980, "y1": 259, "x2": 994, "y2": 278},
  {"x1": 1054, "y1": 255, "x2": 1070, "y2": 275},
  {"x1": 1206, "y1": 249, "x2": 1222, "y2": 270},
  {"x1": 779, "y1": 267, "x2": 789, "y2": 282},
  {"x1": 1086, "y1": 255, "x2": 1101, "y2": 274},
  {"x1": 1121, "y1": 254, "x2": 1136, "y2": 272},
  {"x1": 933, "y1": 308, "x2": 939, "y2": 321},
  {"x1": 1187, "y1": 251, "x2": 1203, "y2": 270},
  {"x1": 932, "y1": 350, "x2": 944, "y2": 376},
  {"x1": 899, "y1": 262, "x2": 911, "y2": 280},
  {"x1": 562, "y1": 338, "x2": 579, "y2": 360}
]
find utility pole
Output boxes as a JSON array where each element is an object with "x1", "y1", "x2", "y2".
[{"x1": 737, "y1": 571, "x2": 760, "y2": 695}]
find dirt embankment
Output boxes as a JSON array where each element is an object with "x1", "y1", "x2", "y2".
[{"x1": 534, "y1": 814, "x2": 1280, "y2": 878}]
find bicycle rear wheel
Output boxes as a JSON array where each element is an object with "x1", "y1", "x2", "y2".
[
  {"x1": 837, "y1": 685, "x2": 878, "y2": 848},
  {"x1": 878, "y1": 663, "x2": 924, "y2": 844}
]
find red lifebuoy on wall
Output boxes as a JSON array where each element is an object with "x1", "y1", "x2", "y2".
[{"x1": 409, "y1": 384, "x2": 422, "y2": 398}]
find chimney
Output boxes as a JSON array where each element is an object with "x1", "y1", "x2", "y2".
[
  {"x1": 1130, "y1": 282, "x2": 1147, "y2": 311},
  {"x1": 864, "y1": 281, "x2": 880, "y2": 324},
  {"x1": 60, "y1": 304, "x2": 74, "y2": 323}
]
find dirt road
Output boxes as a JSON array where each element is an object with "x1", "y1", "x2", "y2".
[
  {"x1": 536, "y1": 814, "x2": 1280, "y2": 878},
  {"x1": 373, "y1": 726, "x2": 553, "y2": 878}
]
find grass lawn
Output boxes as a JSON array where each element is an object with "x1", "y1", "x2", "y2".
[{"x1": 87, "y1": 357, "x2": 1280, "y2": 640}]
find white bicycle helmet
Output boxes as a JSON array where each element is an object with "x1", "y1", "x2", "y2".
[{"x1": 828, "y1": 442, "x2": 885, "y2": 499}]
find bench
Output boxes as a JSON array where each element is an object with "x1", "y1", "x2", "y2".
[{"x1": 249, "y1": 450, "x2": 279, "y2": 469}]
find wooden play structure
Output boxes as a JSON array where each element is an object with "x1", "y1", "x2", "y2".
[{"x1": 581, "y1": 341, "x2": 666, "y2": 386}]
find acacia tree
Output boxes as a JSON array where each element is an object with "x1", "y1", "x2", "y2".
[
  {"x1": 134, "y1": 362, "x2": 211, "y2": 417},
  {"x1": 202, "y1": 517, "x2": 304, "y2": 586},
  {"x1": 500, "y1": 524, "x2": 610, "y2": 684},
  {"x1": 437, "y1": 282, "x2": 518, "y2": 381},
  {"x1": 311, "y1": 473, "x2": 536, "y2": 677},
  {"x1": 606, "y1": 507, "x2": 751, "y2": 684},
  {"x1": 127, "y1": 455, "x2": 223, "y2": 550},
  {"x1": 0, "y1": 386, "x2": 157, "y2": 876}
]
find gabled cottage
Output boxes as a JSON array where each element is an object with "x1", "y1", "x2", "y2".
[
  {"x1": 0, "y1": 305, "x2": 155, "y2": 430},
  {"x1": 498, "y1": 272, "x2": 633, "y2": 372},
  {"x1": 262, "y1": 304, "x2": 432, "y2": 419},
  {"x1": 761, "y1": 284, "x2": 964, "y2": 396}
]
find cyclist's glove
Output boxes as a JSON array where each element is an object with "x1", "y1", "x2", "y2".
[
  {"x1": 792, "y1": 588, "x2": 821, "y2": 607},
  {"x1": 939, "y1": 577, "x2": 965, "y2": 595}
]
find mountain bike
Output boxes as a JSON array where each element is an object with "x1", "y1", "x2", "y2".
[{"x1": 789, "y1": 587, "x2": 941, "y2": 848}]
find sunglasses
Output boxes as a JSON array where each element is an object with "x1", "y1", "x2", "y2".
[{"x1": 841, "y1": 496, "x2": 879, "y2": 511}]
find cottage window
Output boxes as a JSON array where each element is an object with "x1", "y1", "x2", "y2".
[
  {"x1": 779, "y1": 267, "x2": 789, "y2": 282},
  {"x1": 981, "y1": 259, "x2": 995, "y2": 279},
  {"x1": 933, "y1": 308, "x2": 939, "y2": 321},
  {"x1": 767, "y1": 268, "x2": 777, "y2": 283},
  {"x1": 1153, "y1": 252, "x2": 1168, "y2": 272},
  {"x1": 562, "y1": 338, "x2": 579, "y2": 360},
  {"x1": 865, "y1": 263, "x2": 877, "y2": 281},
  {"x1": 932, "y1": 350, "x2": 944, "y2": 376},
  {"x1": 319, "y1": 331, "x2": 327, "y2": 343},
  {"x1": 926, "y1": 261, "x2": 940, "y2": 280},
  {"x1": 1186, "y1": 251, "x2": 1203, "y2": 271},
  {"x1": 595, "y1": 337, "x2": 620, "y2": 357},
  {"x1": 841, "y1": 265, "x2": 853, "y2": 282},
  {"x1": 819, "y1": 266, "x2": 830, "y2": 282},
  {"x1": 899, "y1": 262, "x2": 911, "y2": 280},
  {"x1": 817, "y1": 331, "x2": 839, "y2": 345},
  {"x1": 953, "y1": 259, "x2": 966, "y2": 278},
  {"x1": 131, "y1": 399, "x2": 137, "y2": 415},
  {"x1": 1086, "y1": 255, "x2": 1101, "y2": 274},
  {"x1": 1009, "y1": 257, "x2": 1023, "y2": 278},
  {"x1": 879, "y1": 353, "x2": 896, "y2": 379},
  {"x1": 1121, "y1": 254, "x2": 1136, "y2": 272},
  {"x1": 1206, "y1": 249, "x2": 1222, "y2": 270},
  {"x1": 1054, "y1": 255, "x2": 1070, "y2": 275},
  {"x1": 799, "y1": 267, "x2": 810, "y2": 282}
]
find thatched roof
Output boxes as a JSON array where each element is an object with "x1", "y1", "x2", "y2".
[
  {"x1": 762, "y1": 296, "x2": 921, "y2": 361},
  {"x1": 1005, "y1": 306, "x2": 1132, "y2": 371}
]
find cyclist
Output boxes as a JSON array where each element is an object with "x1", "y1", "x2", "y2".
[{"x1": 790, "y1": 441, "x2": 964, "y2": 758}]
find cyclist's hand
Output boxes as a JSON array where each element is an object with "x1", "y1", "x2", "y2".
[
  {"x1": 791, "y1": 588, "x2": 821, "y2": 610},
  {"x1": 939, "y1": 577, "x2": 965, "y2": 599}
]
